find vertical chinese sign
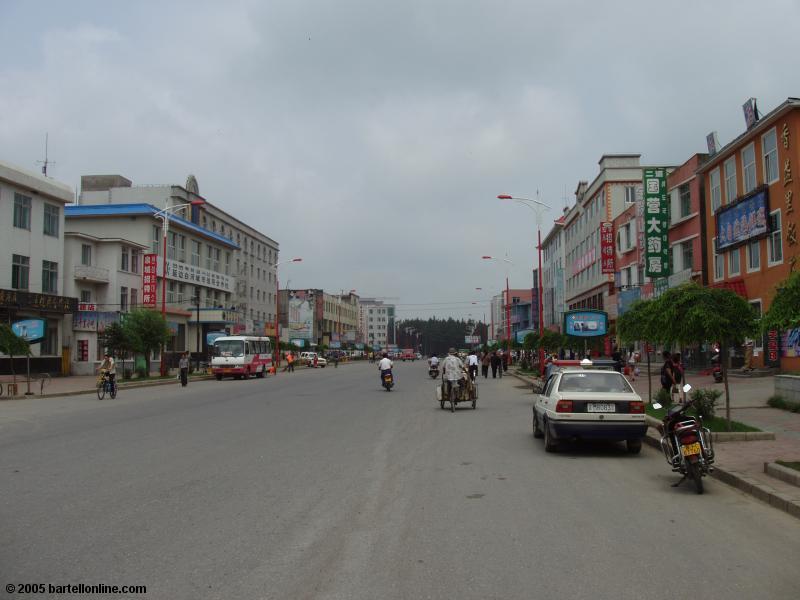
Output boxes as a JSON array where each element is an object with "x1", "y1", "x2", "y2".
[
  {"x1": 643, "y1": 169, "x2": 670, "y2": 278},
  {"x1": 600, "y1": 222, "x2": 615, "y2": 273},
  {"x1": 142, "y1": 253, "x2": 158, "y2": 307},
  {"x1": 782, "y1": 122, "x2": 798, "y2": 273}
]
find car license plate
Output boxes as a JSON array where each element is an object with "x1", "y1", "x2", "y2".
[
  {"x1": 681, "y1": 442, "x2": 701, "y2": 457},
  {"x1": 587, "y1": 403, "x2": 615, "y2": 412}
]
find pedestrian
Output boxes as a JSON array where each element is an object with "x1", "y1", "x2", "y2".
[
  {"x1": 481, "y1": 351, "x2": 490, "y2": 379},
  {"x1": 179, "y1": 352, "x2": 189, "y2": 387},
  {"x1": 660, "y1": 350, "x2": 676, "y2": 398},
  {"x1": 313, "y1": 354, "x2": 318, "y2": 368},
  {"x1": 627, "y1": 351, "x2": 638, "y2": 382},
  {"x1": 612, "y1": 349, "x2": 623, "y2": 373},
  {"x1": 286, "y1": 351, "x2": 295, "y2": 373},
  {"x1": 490, "y1": 350, "x2": 500, "y2": 378},
  {"x1": 502, "y1": 350, "x2": 510, "y2": 373},
  {"x1": 466, "y1": 350, "x2": 479, "y2": 382},
  {"x1": 672, "y1": 352, "x2": 685, "y2": 403}
]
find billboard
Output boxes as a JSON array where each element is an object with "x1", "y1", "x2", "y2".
[
  {"x1": 142, "y1": 253, "x2": 158, "y2": 307},
  {"x1": 464, "y1": 335, "x2": 481, "y2": 345},
  {"x1": 715, "y1": 187, "x2": 769, "y2": 252},
  {"x1": 563, "y1": 310, "x2": 608, "y2": 337},
  {"x1": 287, "y1": 291, "x2": 315, "y2": 340},
  {"x1": 643, "y1": 169, "x2": 670, "y2": 278},
  {"x1": 12, "y1": 319, "x2": 46, "y2": 343}
]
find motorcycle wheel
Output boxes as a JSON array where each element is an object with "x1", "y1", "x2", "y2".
[{"x1": 688, "y1": 462, "x2": 704, "y2": 494}]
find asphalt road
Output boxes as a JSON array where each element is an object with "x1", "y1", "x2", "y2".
[{"x1": 1, "y1": 362, "x2": 798, "y2": 599}]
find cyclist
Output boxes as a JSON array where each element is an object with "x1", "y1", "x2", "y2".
[{"x1": 98, "y1": 353, "x2": 117, "y2": 392}]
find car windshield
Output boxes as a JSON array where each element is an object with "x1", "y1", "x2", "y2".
[
  {"x1": 214, "y1": 340, "x2": 244, "y2": 357},
  {"x1": 558, "y1": 372, "x2": 633, "y2": 393}
]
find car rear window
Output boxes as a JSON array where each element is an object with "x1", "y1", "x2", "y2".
[{"x1": 558, "y1": 372, "x2": 633, "y2": 393}]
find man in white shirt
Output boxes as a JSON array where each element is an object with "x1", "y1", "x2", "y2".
[
  {"x1": 466, "y1": 350, "x2": 479, "y2": 382},
  {"x1": 429, "y1": 354, "x2": 440, "y2": 368},
  {"x1": 378, "y1": 351, "x2": 393, "y2": 383},
  {"x1": 441, "y1": 348, "x2": 465, "y2": 400}
]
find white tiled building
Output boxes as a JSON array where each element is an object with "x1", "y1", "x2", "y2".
[{"x1": 359, "y1": 299, "x2": 395, "y2": 349}]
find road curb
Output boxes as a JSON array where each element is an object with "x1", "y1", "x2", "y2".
[{"x1": 0, "y1": 375, "x2": 217, "y2": 400}]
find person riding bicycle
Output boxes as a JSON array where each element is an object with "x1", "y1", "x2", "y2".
[
  {"x1": 441, "y1": 348, "x2": 465, "y2": 400},
  {"x1": 98, "y1": 353, "x2": 116, "y2": 387}
]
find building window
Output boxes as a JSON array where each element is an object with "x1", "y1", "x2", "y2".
[
  {"x1": 42, "y1": 260, "x2": 58, "y2": 294},
  {"x1": 679, "y1": 184, "x2": 691, "y2": 219},
  {"x1": 205, "y1": 245, "x2": 213, "y2": 270},
  {"x1": 81, "y1": 244, "x2": 92, "y2": 266},
  {"x1": 178, "y1": 284, "x2": 185, "y2": 304},
  {"x1": 213, "y1": 248, "x2": 221, "y2": 273},
  {"x1": 12, "y1": 254, "x2": 29, "y2": 290},
  {"x1": 121, "y1": 247, "x2": 129, "y2": 271},
  {"x1": 624, "y1": 186, "x2": 636, "y2": 203},
  {"x1": 724, "y1": 157, "x2": 737, "y2": 204},
  {"x1": 167, "y1": 282, "x2": 176, "y2": 304},
  {"x1": 13, "y1": 193, "x2": 32, "y2": 229},
  {"x1": 43, "y1": 204, "x2": 60, "y2": 237},
  {"x1": 80, "y1": 290, "x2": 91, "y2": 303},
  {"x1": 120, "y1": 286, "x2": 129, "y2": 311},
  {"x1": 768, "y1": 210, "x2": 783, "y2": 265},
  {"x1": 713, "y1": 238, "x2": 723, "y2": 281},
  {"x1": 681, "y1": 240, "x2": 694, "y2": 272},
  {"x1": 151, "y1": 225, "x2": 161, "y2": 254},
  {"x1": 763, "y1": 128, "x2": 779, "y2": 184},
  {"x1": 747, "y1": 240, "x2": 761, "y2": 272},
  {"x1": 728, "y1": 247, "x2": 741, "y2": 276},
  {"x1": 191, "y1": 240, "x2": 201, "y2": 266},
  {"x1": 178, "y1": 235, "x2": 186, "y2": 262},
  {"x1": 167, "y1": 231, "x2": 177, "y2": 259},
  {"x1": 131, "y1": 249, "x2": 140, "y2": 274},
  {"x1": 41, "y1": 320, "x2": 58, "y2": 355},
  {"x1": 742, "y1": 143, "x2": 756, "y2": 194},
  {"x1": 225, "y1": 252, "x2": 231, "y2": 275},
  {"x1": 77, "y1": 340, "x2": 89, "y2": 362}
]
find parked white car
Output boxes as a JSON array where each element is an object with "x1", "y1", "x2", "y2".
[
  {"x1": 532, "y1": 366, "x2": 647, "y2": 453},
  {"x1": 299, "y1": 352, "x2": 327, "y2": 368}
]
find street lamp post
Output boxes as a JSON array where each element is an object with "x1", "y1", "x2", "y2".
[
  {"x1": 270, "y1": 258, "x2": 303, "y2": 373},
  {"x1": 153, "y1": 199, "x2": 205, "y2": 376},
  {"x1": 498, "y1": 194, "x2": 552, "y2": 375},
  {"x1": 481, "y1": 255, "x2": 513, "y2": 350}
]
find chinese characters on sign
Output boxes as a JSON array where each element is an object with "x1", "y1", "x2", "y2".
[
  {"x1": 143, "y1": 253, "x2": 158, "y2": 307},
  {"x1": 783, "y1": 122, "x2": 798, "y2": 271},
  {"x1": 643, "y1": 169, "x2": 669, "y2": 278},
  {"x1": 157, "y1": 258, "x2": 233, "y2": 293},
  {"x1": 766, "y1": 329, "x2": 781, "y2": 367},
  {"x1": 600, "y1": 222, "x2": 615, "y2": 273}
]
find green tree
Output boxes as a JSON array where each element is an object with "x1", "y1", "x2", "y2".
[
  {"x1": 122, "y1": 309, "x2": 171, "y2": 375},
  {"x1": 617, "y1": 298, "x2": 661, "y2": 402},
  {"x1": 650, "y1": 283, "x2": 758, "y2": 429},
  {"x1": 536, "y1": 329, "x2": 565, "y2": 354},
  {"x1": 761, "y1": 271, "x2": 800, "y2": 332},
  {"x1": 0, "y1": 323, "x2": 31, "y2": 385},
  {"x1": 100, "y1": 321, "x2": 132, "y2": 377}
]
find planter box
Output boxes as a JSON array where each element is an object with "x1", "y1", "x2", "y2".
[{"x1": 775, "y1": 375, "x2": 800, "y2": 402}]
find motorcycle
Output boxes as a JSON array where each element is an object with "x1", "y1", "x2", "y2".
[
  {"x1": 711, "y1": 350, "x2": 723, "y2": 383},
  {"x1": 653, "y1": 385, "x2": 715, "y2": 494},
  {"x1": 428, "y1": 364, "x2": 440, "y2": 379},
  {"x1": 381, "y1": 370, "x2": 394, "y2": 391}
]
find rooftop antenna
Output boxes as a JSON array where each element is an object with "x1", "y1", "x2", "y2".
[
  {"x1": 562, "y1": 185, "x2": 568, "y2": 212},
  {"x1": 36, "y1": 133, "x2": 55, "y2": 176}
]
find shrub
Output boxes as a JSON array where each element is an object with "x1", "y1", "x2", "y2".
[
  {"x1": 690, "y1": 388, "x2": 722, "y2": 420},
  {"x1": 123, "y1": 368, "x2": 132, "y2": 380},
  {"x1": 135, "y1": 367, "x2": 148, "y2": 379},
  {"x1": 653, "y1": 388, "x2": 672, "y2": 409},
  {"x1": 768, "y1": 395, "x2": 800, "y2": 413}
]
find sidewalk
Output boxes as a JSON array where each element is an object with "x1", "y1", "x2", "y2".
[
  {"x1": 511, "y1": 367, "x2": 800, "y2": 519},
  {"x1": 0, "y1": 373, "x2": 214, "y2": 399}
]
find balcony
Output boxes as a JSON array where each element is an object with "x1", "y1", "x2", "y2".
[{"x1": 73, "y1": 264, "x2": 110, "y2": 283}]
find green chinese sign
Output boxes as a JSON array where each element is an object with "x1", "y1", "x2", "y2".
[{"x1": 643, "y1": 168, "x2": 670, "y2": 278}]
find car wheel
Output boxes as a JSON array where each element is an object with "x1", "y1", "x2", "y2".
[
  {"x1": 626, "y1": 439, "x2": 642, "y2": 454},
  {"x1": 533, "y1": 412, "x2": 544, "y2": 438},
  {"x1": 543, "y1": 419, "x2": 557, "y2": 453}
]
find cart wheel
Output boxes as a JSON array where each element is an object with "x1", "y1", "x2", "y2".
[
  {"x1": 472, "y1": 399, "x2": 476, "y2": 409},
  {"x1": 440, "y1": 400, "x2": 445, "y2": 410}
]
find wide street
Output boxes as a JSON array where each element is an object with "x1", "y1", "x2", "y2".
[{"x1": 1, "y1": 362, "x2": 798, "y2": 600}]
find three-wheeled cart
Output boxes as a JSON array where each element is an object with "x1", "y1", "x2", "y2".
[{"x1": 437, "y1": 375, "x2": 478, "y2": 412}]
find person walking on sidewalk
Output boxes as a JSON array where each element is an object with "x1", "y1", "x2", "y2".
[
  {"x1": 179, "y1": 352, "x2": 189, "y2": 387},
  {"x1": 660, "y1": 350, "x2": 676, "y2": 397},
  {"x1": 480, "y1": 351, "x2": 490, "y2": 379},
  {"x1": 466, "y1": 350, "x2": 479, "y2": 382},
  {"x1": 286, "y1": 352, "x2": 295, "y2": 373},
  {"x1": 671, "y1": 352, "x2": 685, "y2": 403},
  {"x1": 490, "y1": 351, "x2": 501, "y2": 378}
]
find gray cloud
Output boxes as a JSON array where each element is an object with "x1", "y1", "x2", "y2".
[{"x1": 2, "y1": 0, "x2": 799, "y2": 319}]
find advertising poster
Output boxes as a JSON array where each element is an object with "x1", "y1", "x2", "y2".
[
  {"x1": 643, "y1": 169, "x2": 669, "y2": 278},
  {"x1": 600, "y1": 222, "x2": 615, "y2": 273},
  {"x1": 563, "y1": 310, "x2": 608, "y2": 337},
  {"x1": 11, "y1": 319, "x2": 46, "y2": 342},
  {"x1": 782, "y1": 328, "x2": 800, "y2": 358},
  {"x1": 715, "y1": 188, "x2": 769, "y2": 251},
  {"x1": 142, "y1": 253, "x2": 158, "y2": 307},
  {"x1": 288, "y1": 291, "x2": 315, "y2": 340}
]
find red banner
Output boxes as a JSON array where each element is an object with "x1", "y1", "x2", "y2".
[
  {"x1": 143, "y1": 253, "x2": 158, "y2": 307},
  {"x1": 600, "y1": 222, "x2": 615, "y2": 274}
]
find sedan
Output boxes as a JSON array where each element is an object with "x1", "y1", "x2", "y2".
[{"x1": 532, "y1": 367, "x2": 647, "y2": 453}]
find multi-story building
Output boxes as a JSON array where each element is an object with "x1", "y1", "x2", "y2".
[
  {"x1": 541, "y1": 214, "x2": 566, "y2": 331},
  {"x1": 698, "y1": 97, "x2": 800, "y2": 371},
  {"x1": 78, "y1": 174, "x2": 279, "y2": 337},
  {"x1": 666, "y1": 153, "x2": 709, "y2": 288},
  {"x1": 490, "y1": 288, "x2": 534, "y2": 342},
  {"x1": 358, "y1": 299, "x2": 395, "y2": 349},
  {"x1": 1, "y1": 160, "x2": 76, "y2": 375},
  {"x1": 325, "y1": 292, "x2": 360, "y2": 346},
  {"x1": 64, "y1": 203, "x2": 240, "y2": 370}
]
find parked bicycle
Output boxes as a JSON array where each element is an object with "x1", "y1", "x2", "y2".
[{"x1": 97, "y1": 370, "x2": 117, "y2": 400}]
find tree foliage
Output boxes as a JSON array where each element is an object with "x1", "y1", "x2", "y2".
[
  {"x1": 100, "y1": 322, "x2": 131, "y2": 358},
  {"x1": 123, "y1": 309, "x2": 171, "y2": 359},
  {"x1": 396, "y1": 317, "x2": 482, "y2": 356},
  {"x1": 761, "y1": 271, "x2": 800, "y2": 332},
  {"x1": 536, "y1": 329, "x2": 565, "y2": 353},
  {"x1": 0, "y1": 323, "x2": 31, "y2": 382}
]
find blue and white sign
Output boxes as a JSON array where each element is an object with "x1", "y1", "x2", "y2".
[
  {"x1": 12, "y1": 319, "x2": 46, "y2": 343},
  {"x1": 715, "y1": 187, "x2": 769, "y2": 251},
  {"x1": 290, "y1": 338, "x2": 306, "y2": 348},
  {"x1": 206, "y1": 331, "x2": 227, "y2": 345},
  {"x1": 564, "y1": 310, "x2": 608, "y2": 337}
]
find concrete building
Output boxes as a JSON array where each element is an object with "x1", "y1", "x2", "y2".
[
  {"x1": 64, "y1": 203, "x2": 240, "y2": 370},
  {"x1": 0, "y1": 160, "x2": 76, "y2": 375},
  {"x1": 325, "y1": 291, "x2": 360, "y2": 347},
  {"x1": 78, "y1": 174, "x2": 279, "y2": 337},
  {"x1": 490, "y1": 288, "x2": 534, "y2": 342},
  {"x1": 541, "y1": 215, "x2": 567, "y2": 331},
  {"x1": 698, "y1": 97, "x2": 800, "y2": 371},
  {"x1": 358, "y1": 299, "x2": 395, "y2": 349}
]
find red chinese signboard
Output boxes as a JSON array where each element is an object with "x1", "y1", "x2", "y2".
[
  {"x1": 766, "y1": 329, "x2": 781, "y2": 367},
  {"x1": 600, "y1": 222, "x2": 615, "y2": 274},
  {"x1": 143, "y1": 253, "x2": 158, "y2": 307}
]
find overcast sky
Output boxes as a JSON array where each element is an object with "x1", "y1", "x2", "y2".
[{"x1": 2, "y1": 0, "x2": 799, "y2": 321}]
